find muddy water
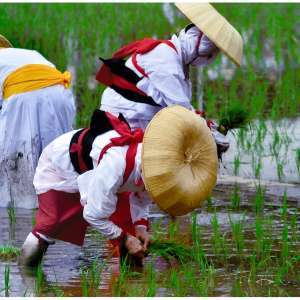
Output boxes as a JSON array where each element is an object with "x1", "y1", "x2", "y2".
[{"x1": 0, "y1": 178, "x2": 299, "y2": 296}]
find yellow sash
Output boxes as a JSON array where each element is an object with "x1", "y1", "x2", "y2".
[{"x1": 3, "y1": 64, "x2": 72, "y2": 100}]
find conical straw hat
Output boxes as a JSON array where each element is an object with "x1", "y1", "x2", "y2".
[
  {"x1": 0, "y1": 34, "x2": 12, "y2": 48},
  {"x1": 142, "y1": 106, "x2": 218, "y2": 216},
  {"x1": 175, "y1": 3, "x2": 243, "y2": 67}
]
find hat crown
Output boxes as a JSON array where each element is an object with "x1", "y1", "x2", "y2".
[{"x1": 142, "y1": 106, "x2": 218, "y2": 216}]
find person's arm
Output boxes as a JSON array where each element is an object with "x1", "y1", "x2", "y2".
[
  {"x1": 135, "y1": 44, "x2": 194, "y2": 110},
  {"x1": 129, "y1": 190, "x2": 152, "y2": 250},
  {"x1": 78, "y1": 147, "x2": 144, "y2": 256}
]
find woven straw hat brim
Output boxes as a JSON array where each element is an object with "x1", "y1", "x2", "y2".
[
  {"x1": 175, "y1": 3, "x2": 243, "y2": 67},
  {"x1": 142, "y1": 106, "x2": 218, "y2": 216},
  {"x1": 0, "y1": 34, "x2": 12, "y2": 48}
]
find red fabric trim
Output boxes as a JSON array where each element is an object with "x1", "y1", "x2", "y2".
[
  {"x1": 109, "y1": 192, "x2": 135, "y2": 237},
  {"x1": 95, "y1": 64, "x2": 113, "y2": 86},
  {"x1": 32, "y1": 190, "x2": 89, "y2": 246},
  {"x1": 109, "y1": 230, "x2": 127, "y2": 247},
  {"x1": 132, "y1": 53, "x2": 148, "y2": 78},
  {"x1": 131, "y1": 40, "x2": 177, "y2": 78},
  {"x1": 112, "y1": 39, "x2": 149, "y2": 59},
  {"x1": 97, "y1": 142, "x2": 114, "y2": 165},
  {"x1": 70, "y1": 128, "x2": 90, "y2": 173},
  {"x1": 133, "y1": 219, "x2": 149, "y2": 229},
  {"x1": 123, "y1": 143, "x2": 138, "y2": 184},
  {"x1": 97, "y1": 112, "x2": 143, "y2": 185},
  {"x1": 96, "y1": 63, "x2": 147, "y2": 97},
  {"x1": 195, "y1": 109, "x2": 206, "y2": 118},
  {"x1": 206, "y1": 119, "x2": 215, "y2": 129},
  {"x1": 112, "y1": 38, "x2": 176, "y2": 59}
]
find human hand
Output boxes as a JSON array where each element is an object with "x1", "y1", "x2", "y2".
[
  {"x1": 125, "y1": 234, "x2": 145, "y2": 258},
  {"x1": 135, "y1": 226, "x2": 152, "y2": 251}
]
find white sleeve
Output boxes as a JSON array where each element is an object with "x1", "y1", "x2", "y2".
[
  {"x1": 79, "y1": 147, "x2": 126, "y2": 240},
  {"x1": 129, "y1": 190, "x2": 152, "y2": 227},
  {"x1": 135, "y1": 44, "x2": 194, "y2": 110}
]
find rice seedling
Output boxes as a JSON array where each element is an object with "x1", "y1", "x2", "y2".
[
  {"x1": 253, "y1": 184, "x2": 265, "y2": 214},
  {"x1": 1, "y1": 265, "x2": 10, "y2": 297},
  {"x1": 169, "y1": 268, "x2": 182, "y2": 296},
  {"x1": 276, "y1": 159, "x2": 284, "y2": 181},
  {"x1": 296, "y1": 148, "x2": 300, "y2": 176},
  {"x1": 48, "y1": 268, "x2": 64, "y2": 297},
  {"x1": 237, "y1": 127, "x2": 246, "y2": 150},
  {"x1": 253, "y1": 155, "x2": 262, "y2": 180},
  {"x1": 280, "y1": 191, "x2": 288, "y2": 221},
  {"x1": 0, "y1": 245, "x2": 20, "y2": 260},
  {"x1": 168, "y1": 218, "x2": 179, "y2": 241},
  {"x1": 190, "y1": 214, "x2": 208, "y2": 270},
  {"x1": 233, "y1": 154, "x2": 241, "y2": 176},
  {"x1": 270, "y1": 128, "x2": 281, "y2": 158},
  {"x1": 7, "y1": 204, "x2": 16, "y2": 226},
  {"x1": 280, "y1": 222, "x2": 289, "y2": 263},
  {"x1": 210, "y1": 212, "x2": 228, "y2": 262},
  {"x1": 145, "y1": 260, "x2": 156, "y2": 297},
  {"x1": 229, "y1": 214, "x2": 245, "y2": 257},
  {"x1": 195, "y1": 265, "x2": 216, "y2": 296},
  {"x1": 80, "y1": 267, "x2": 89, "y2": 297},
  {"x1": 231, "y1": 274, "x2": 246, "y2": 296},
  {"x1": 113, "y1": 256, "x2": 131, "y2": 296},
  {"x1": 290, "y1": 213, "x2": 298, "y2": 243},
  {"x1": 34, "y1": 262, "x2": 45, "y2": 296},
  {"x1": 205, "y1": 196, "x2": 213, "y2": 212},
  {"x1": 191, "y1": 211, "x2": 199, "y2": 245},
  {"x1": 231, "y1": 184, "x2": 241, "y2": 210},
  {"x1": 248, "y1": 254, "x2": 257, "y2": 283},
  {"x1": 89, "y1": 258, "x2": 106, "y2": 296},
  {"x1": 254, "y1": 216, "x2": 263, "y2": 253}
]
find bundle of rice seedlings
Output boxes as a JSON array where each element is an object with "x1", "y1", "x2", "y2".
[
  {"x1": 148, "y1": 240, "x2": 192, "y2": 263},
  {"x1": 218, "y1": 103, "x2": 249, "y2": 135}
]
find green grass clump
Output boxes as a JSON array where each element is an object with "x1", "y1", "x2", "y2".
[{"x1": 0, "y1": 245, "x2": 20, "y2": 260}]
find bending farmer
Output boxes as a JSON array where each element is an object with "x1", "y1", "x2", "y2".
[
  {"x1": 19, "y1": 106, "x2": 218, "y2": 267},
  {"x1": 97, "y1": 3, "x2": 243, "y2": 130}
]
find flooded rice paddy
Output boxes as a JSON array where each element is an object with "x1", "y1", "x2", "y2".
[
  {"x1": 0, "y1": 117, "x2": 300, "y2": 296},
  {"x1": 0, "y1": 175, "x2": 299, "y2": 296},
  {"x1": 0, "y1": 2, "x2": 299, "y2": 297}
]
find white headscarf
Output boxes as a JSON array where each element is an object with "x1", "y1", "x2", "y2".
[{"x1": 178, "y1": 24, "x2": 219, "y2": 67}]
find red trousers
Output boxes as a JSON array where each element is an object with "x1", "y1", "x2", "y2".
[{"x1": 32, "y1": 189, "x2": 136, "y2": 246}]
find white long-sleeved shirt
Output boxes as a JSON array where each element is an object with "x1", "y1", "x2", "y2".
[
  {"x1": 33, "y1": 129, "x2": 151, "y2": 240},
  {"x1": 100, "y1": 34, "x2": 193, "y2": 130}
]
